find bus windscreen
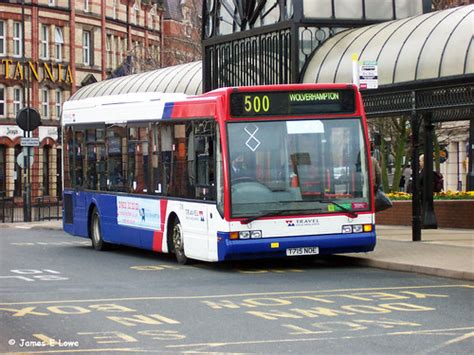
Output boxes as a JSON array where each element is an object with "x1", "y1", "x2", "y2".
[{"x1": 230, "y1": 89, "x2": 355, "y2": 117}]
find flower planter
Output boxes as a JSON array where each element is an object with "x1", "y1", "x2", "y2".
[{"x1": 376, "y1": 200, "x2": 474, "y2": 229}]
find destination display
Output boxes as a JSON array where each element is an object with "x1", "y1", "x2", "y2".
[{"x1": 230, "y1": 89, "x2": 355, "y2": 117}]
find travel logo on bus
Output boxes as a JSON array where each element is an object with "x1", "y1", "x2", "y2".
[
  {"x1": 285, "y1": 218, "x2": 320, "y2": 227},
  {"x1": 185, "y1": 209, "x2": 205, "y2": 222}
]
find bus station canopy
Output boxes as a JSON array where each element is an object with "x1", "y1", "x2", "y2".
[
  {"x1": 69, "y1": 61, "x2": 203, "y2": 100},
  {"x1": 302, "y1": 5, "x2": 473, "y2": 87}
]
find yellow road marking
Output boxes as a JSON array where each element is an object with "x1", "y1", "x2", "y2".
[
  {"x1": 0, "y1": 284, "x2": 470, "y2": 306},
  {"x1": 443, "y1": 331, "x2": 474, "y2": 345},
  {"x1": 166, "y1": 326, "x2": 474, "y2": 349}
]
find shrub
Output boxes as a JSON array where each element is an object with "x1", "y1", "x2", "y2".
[{"x1": 387, "y1": 191, "x2": 474, "y2": 200}]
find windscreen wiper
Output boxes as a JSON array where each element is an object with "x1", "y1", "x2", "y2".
[
  {"x1": 317, "y1": 200, "x2": 358, "y2": 218},
  {"x1": 241, "y1": 207, "x2": 323, "y2": 224},
  {"x1": 241, "y1": 210, "x2": 289, "y2": 224}
]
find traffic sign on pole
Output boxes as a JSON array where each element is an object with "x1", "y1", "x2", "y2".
[
  {"x1": 17, "y1": 151, "x2": 34, "y2": 169},
  {"x1": 16, "y1": 107, "x2": 41, "y2": 132},
  {"x1": 20, "y1": 137, "x2": 40, "y2": 147},
  {"x1": 359, "y1": 61, "x2": 378, "y2": 90}
]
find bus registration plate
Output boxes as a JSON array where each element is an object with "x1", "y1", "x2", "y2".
[{"x1": 286, "y1": 247, "x2": 319, "y2": 256}]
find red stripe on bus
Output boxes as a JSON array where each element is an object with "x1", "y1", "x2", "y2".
[{"x1": 152, "y1": 231, "x2": 163, "y2": 252}]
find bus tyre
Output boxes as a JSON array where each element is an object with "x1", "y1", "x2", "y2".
[
  {"x1": 90, "y1": 208, "x2": 110, "y2": 251},
  {"x1": 171, "y1": 219, "x2": 188, "y2": 264}
]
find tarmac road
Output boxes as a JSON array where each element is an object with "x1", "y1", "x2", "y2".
[{"x1": 0, "y1": 227, "x2": 473, "y2": 354}]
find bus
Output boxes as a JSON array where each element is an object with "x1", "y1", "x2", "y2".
[{"x1": 62, "y1": 83, "x2": 375, "y2": 263}]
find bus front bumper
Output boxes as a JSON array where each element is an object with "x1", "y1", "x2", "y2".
[{"x1": 217, "y1": 232, "x2": 376, "y2": 261}]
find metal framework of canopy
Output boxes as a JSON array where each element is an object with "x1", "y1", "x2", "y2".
[
  {"x1": 302, "y1": 5, "x2": 473, "y2": 87},
  {"x1": 301, "y1": 5, "x2": 474, "y2": 122}
]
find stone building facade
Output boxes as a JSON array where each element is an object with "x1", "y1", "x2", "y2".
[
  {"x1": 161, "y1": 0, "x2": 202, "y2": 66},
  {"x1": 0, "y1": 0, "x2": 196, "y2": 202}
]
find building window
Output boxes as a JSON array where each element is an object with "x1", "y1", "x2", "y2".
[
  {"x1": 13, "y1": 87, "x2": 23, "y2": 117},
  {"x1": 48, "y1": 0, "x2": 55, "y2": 6},
  {"x1": 82, "y1": 31, "x2": 91, "y2": 65},
  {"x1": 55, "y1": 89, "x2": 62, "y2": 119},
  {"x1": 0, "y1": 85, "x2": 5, "y2": 117},
  {"x1": 106, "y1": 35, "x2": 112, "y2": 68},
  {"x1": 55, "y1": 27, "x2": 63, "y2": 62},
  {"x1": 0, "y1": 21, "x2": 5, "y2": 55},
  {"x1": 152, "y1": 9, "x2": 158, "y2": 30},
  {"x1": 116, "y1": 37, "x2": 122, "y2": 64},
  {"x1": 40, "y1": 25, "x2": 49, "y2": 60},
  {"x1": 84, "y1": 0, "x2": 89, "y2": 12},
  {"x1": 112, "y1": 0, "x2": 118, "y2": 19},
  {"x1": 13, "y1": 22, "x2": 22, "y2": 57},
  {"x1": 132, "y1": 2, "x2": 139, "y2": 25},
  {"x1": 41, "y1": 88, "x2": 49, "y2": 120}
]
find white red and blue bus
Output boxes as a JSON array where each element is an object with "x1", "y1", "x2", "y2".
[{"x1": 62, "y1": 84, "x2": 375, "y2": 263}]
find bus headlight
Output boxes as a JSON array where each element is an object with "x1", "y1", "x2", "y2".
[
  {"x1": 239, "y1": 231, "x2": 251, "y2": 239},
  {"x1": 236, "y1": 230, "x2": 262, "y2": 239},
  {"x1": 342, "y1": 224, "x2": 372, "y2": 234},
  {"x1": 251, "y1": 230, "x2": 262, "y2": 239},
  {"x1": 353, "y1": 225, "x2": 363, "y2": 233},
  {"x1": 342, "y1": 225, "x2": 352, "y2": 233}
]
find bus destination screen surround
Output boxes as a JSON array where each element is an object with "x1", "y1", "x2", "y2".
[{"x1": 230, "y1": 90, "x2": 355, "y2": 117}]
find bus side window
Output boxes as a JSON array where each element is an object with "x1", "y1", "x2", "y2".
[
  {"x1": 127, "y1": 126, "x2": 149, "y2": 194},
  {"x1": 194, "y1": 121, "x2": 215, "y2": 200},
  {"x1": 64, "y1": 127, "x2": 73, "y2": 189},
  {"x1": 106, "y1": 126, "x2": 128, "y2": 192},
  {"x1": 74, "y1": 129, "x2": 85, "y2": 188},
  {"x1": 160, "y1": 124, "x2": 173, "y2": 195}
]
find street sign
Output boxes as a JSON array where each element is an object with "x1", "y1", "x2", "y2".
[
  {"x1": 359, "y1": 61, "x2": 378, "y2": 90},
  {"x1": 16, "y1": 107, "x2": 41, "y2": 132},
  {"x1": 16, "y1": 151, "x2": 34, "y2": 169},
  {"x1": 21, "y1": 137, "x2": 40, "y2": 147}
]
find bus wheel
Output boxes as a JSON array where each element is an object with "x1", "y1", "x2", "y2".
[
  {"x1": 90, "y1": 208, "x2": 110, "y2": 251},
  {"x1": 171, "y1": 219, "x2": 188, "y2": 264}
]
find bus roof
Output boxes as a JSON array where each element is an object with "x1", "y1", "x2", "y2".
[
  {"x1": 62, "y1": 91, "x2": 202, "y2": 126},
  {"x1": 62, "y1": 83, "x2": 360, "y2": 126}
]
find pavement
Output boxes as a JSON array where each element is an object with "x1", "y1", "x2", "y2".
[{"x1": 1, "y1": 221, "x2": 473, "y2": 281}]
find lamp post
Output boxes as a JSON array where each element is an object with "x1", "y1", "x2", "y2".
[{"x1": 21, "y1": 0, "x2": 32, "y2": 222}]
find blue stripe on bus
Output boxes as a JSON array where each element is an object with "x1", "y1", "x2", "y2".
[
  {"x1": 64, "y1": 191, "x2": 157, "y2": 250},
  {"x1": 162, "y1": 103, "x2": 174, "y2": 119},
  {"x1": 217, "y1": 231, "x2": 376, "y2": 261}
]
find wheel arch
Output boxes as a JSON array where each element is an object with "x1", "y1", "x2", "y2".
[
  {"x1": 87, "y1": 202, "x2": 98, "y2": 240},
  {"x1": 166, "y1": 212, "x2": 179, "y2": 252}
]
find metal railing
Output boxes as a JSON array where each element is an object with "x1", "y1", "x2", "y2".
[
  {"x1": 36, "y1": 196, "x2": 62, "y2": 221},
  {"x1": 0, "y1": 192, "x2": 62, "y2": 223}
]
